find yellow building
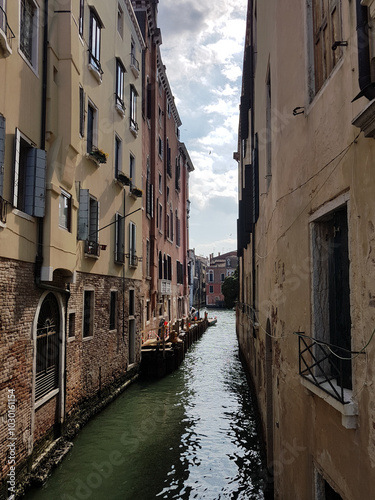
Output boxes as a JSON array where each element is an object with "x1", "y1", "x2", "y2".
[
  {"x1": 237, "y1": 0, "x2": 375, "y2": 498},
  {"x1": 0, "y1": 1, "x2": 145, "y2": 494}
]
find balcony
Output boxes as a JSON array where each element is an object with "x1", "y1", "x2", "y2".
[
  {"x1": 0, "y1": 7, "x2": 15, "y2": 57},
  {"x1": 128, "y1": 253, "x2": 138, "y2": 269},
  {"x1": 130, "y1": 53, "x2": 139, "y2": 78},
  {"x1": 88, "y1": 50, "x2": 103, "y2": 83},
  {"x1": 129, "y1": 117, "x2": 139, "y2": 137},
  {"x1": 298, "y1": 334, "x2": 352, "y2": 405},
  {"x1": 84, "y1": 240, "x2": 100, "y2": 258}
]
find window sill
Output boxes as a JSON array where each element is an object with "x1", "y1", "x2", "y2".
[
  {"x1": 130, "y1": 64, "x2": 139, "y2": 78},
  {"x1": 300, "y1": 376, "x2": 358, "y2": 429},
  {"x1": 12, "y1": 208, "x2": 35, "y2": 222},
  {"x1": 35, "y1": 388, "x2": 59, "y2": 410},
  {"x1": 88, "y1": 63, "x2": 102, "y2": 84},
  {"x1": 115, "y1": 103, "x2": 125, "y2": 118},
  {"x1": 130, "y1": 125, "x2": 138, "y2": 137},
  {"x1": 83, "y1": 335, "x2": 94, "y2": 341},
  {"x1": 352, "y1": 98, "x2": 375, "y2": 138}
]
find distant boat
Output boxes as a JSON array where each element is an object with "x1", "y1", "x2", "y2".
[{"x1": 207, "y1": 317, "x2": 217, "y2": 327}]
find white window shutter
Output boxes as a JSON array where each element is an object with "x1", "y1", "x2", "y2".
[{"x1": 78, "y1": 189, "x2": 89, "y2": 240}]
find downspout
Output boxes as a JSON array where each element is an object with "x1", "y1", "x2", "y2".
[
  {"x1": 35, "y1": 0, "x2": 49, "y2": 284},
  {"x1": 353, "y1": 0, "x2": 375, "y2": 101}
]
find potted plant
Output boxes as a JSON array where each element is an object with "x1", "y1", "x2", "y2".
[
  {"x1": 88, "y1": 147, "x2": 108, "y2": 164},
  {"x1": 130, "y1": 186, "x2": 143, "y2": 198}
]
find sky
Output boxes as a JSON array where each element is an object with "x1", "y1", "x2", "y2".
[{"x1": 157, "y1": 0, "x2": 247, "y2": 258}]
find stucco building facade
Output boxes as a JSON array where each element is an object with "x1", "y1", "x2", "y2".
[
  {"x1": 0, "y1": 0, "x2": 192, "y2": 495},
  {"x1": 236, "y1": 0, "x2": 375, "y2": 498}
]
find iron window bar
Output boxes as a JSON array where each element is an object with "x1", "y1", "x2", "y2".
[
  {"x1": 298, "y1": 335, "x2": 349, "y2": 404},
  {"x1": 0, "y1": 6, "x2": 15, "y2": 42},
  {"x1": 130, "y1": 53, "x2": 139, "y2": 71},
  {"x1": 87, "y1": 49, "x2": 104, "y2": 75},
  {"x1": 115, "y1": 94, "x2": 125, "y2": 111},
  {"x1": 129, "y1": 116, "x2": 139, "y2": 132}
]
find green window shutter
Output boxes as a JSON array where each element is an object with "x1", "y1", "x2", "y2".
[
  {"x1": 25, "y1": 148, "x2": 47, "y2": 217},
  {"x1": 78, "y1": 189, "x2": 89, "y2": 240}
]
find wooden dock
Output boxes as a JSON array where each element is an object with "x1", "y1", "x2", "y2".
[{"x1": 140, "y1": 316, "x2": 208, "y2": 378}]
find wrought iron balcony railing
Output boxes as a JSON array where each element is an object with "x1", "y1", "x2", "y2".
[{"x1": 298, "y1": 334, "x2": 351, "y2": 405}]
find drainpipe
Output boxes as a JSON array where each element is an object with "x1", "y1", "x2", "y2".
[
  {"x1": 353, "y1": 0, "x2": 375, "y2": 101},
  {"x1": 35, "y1": 0, "x2": 49, "y2": 283}
]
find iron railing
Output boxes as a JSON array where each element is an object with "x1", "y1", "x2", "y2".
[
  {"x1": 88, "y1": 50, "x2": 104, "y2": 75},
  {"x1": 298, "y1": 334, "x2": 350, "y2": 404},
  {"x1": 0, "y1": 6, "x2": 15, "y2": 45},
  {"x1": 131, "y1": 53, "x2": 139, "y2": 72}
]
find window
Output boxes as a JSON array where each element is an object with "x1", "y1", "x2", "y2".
[
  {"x1": 20, "y1": 0, "x2": 38, "y2": 69},
  {"x1": 130, "y1": 38, "x2": 139, "y2": 76},
  {"x1": 130, "y1": 85, "x2": 138, "y2": 133},
  {"x1": 158, "y1": 203, "x2": 163, "y2": 232},
  {"x1": 89, "y1": 8, "x2": 102, "y2": 75},
  {"x1": 146, "y1": 300, "x2": 150, "y2": 322},
  {"x1": 117, "y1": 3, "x2": 123, "y2": 38},
  {"x1": 167, "y1": 139, "x2": 172, "y2": 177},
  {"x1": 59, "y1": 189, "x2": 71, "y2": 231},
  {"x1": 158, "y1": 251, "x2": 162, "y2": 279},
  {"x1": 83, "y1": 290, "x2": 94, "y2": 338},
  {"x1": 307, "y1": 199, "x2": 352, "y2": 397},
  {"x1": 79, "y1": 86, "x2": 85, "y2": 137},
  {"x1": 130, "y1": 154, "x2": 135, "y2": 187},
  {"x1": 167, "y1": 255, "x2": 172, "y2": 281},
  {"x1": 116, "y1": 58, "x2": 125, "y2": 111},
  {"x1": 13, "y1": 128, "x2": 46, "y2": 216},
  {"x1": 170, "y1": 209, "x2": 174, "y2": 242},
  {"x1": 110, "y1": 291, "x2": 117, "y2": 330},
  {"x1": 79, "y1": 0, "x2": 84, "y2": 37},
  {"x1": 221, "y1": 273, "x2": 225, "y2": 282},
  {"x1": 36, "y1": 293, "x2": 60, "y2": 400},
  {"x1": 176, "y1": 261, "x2": 184, "y2": 284},
  {"x1": 311, "y1": 0, "x2": 342, "y2": 95},
  {"x1": 129, "y1": 221, "x2": 137, "y2": 268},
  {"x1": 115, "y1": 212, "x2": 125, "y2": 264},
  {"x1": 146, "y1": 164, "x2": 154, "y2": 218},
  {"x1": 114, "y1": 135, "x2": 122, "y2": 178},
  {"x1": 129, "y1": 289, "x2": 135, "y2": 316},
  {"x1": 175, "y1": 156, "x2": 181, "y2": 191},
  {"x1": 209, "y1": 285, "x2": 213, "y2": 293},
  {"x1": 68, "y1": 312, "x2": 75, "y2": 338},
  {"x1": 176, "y1": 210, "x2": 181, "y2": 247},
  {"x1": 158, "y1": 136, "x2": 163, "y2": 158},
  {"x1": 87, "y1": 101, "x2": 97, "y2": 153},
  {"x1": 146, "y1": 80, "x2": 152, "y2": 120},
  {"x1": 78, "y1": 189, "x2": 100, "y2": 256},
  {"x1": 146, "y1": 239, "x2": 150, "y2": 277},
  {"x1": 208, "y1": 271, "x2": 214, "y2": 282},
  {"x1": 158, "y1": 172, "x2": 162, "y2": 193}
]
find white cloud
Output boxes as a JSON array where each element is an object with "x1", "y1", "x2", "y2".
[{"x1": 158, "y1": 0, "x2": 246, "y2": 257}]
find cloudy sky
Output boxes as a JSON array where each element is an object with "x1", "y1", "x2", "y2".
[{"x1": 157, "y1": 0, "x2": 247, "y2": 257}]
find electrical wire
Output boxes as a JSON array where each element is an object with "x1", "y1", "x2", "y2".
[{"x1": 255, "y1": 132, "x2": 361, "y2": 260}]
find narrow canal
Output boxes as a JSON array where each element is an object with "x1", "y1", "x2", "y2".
[{"x1": 25, "y1": 309, "x2": 265, "y2": 499}]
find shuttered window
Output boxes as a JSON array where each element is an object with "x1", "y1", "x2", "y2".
[
  {"x1": 115, "y1": 212, "x2": 125, "y2": 264},
  {"x1": 13, "y1": 128, "x2": 46, "y2": 216},
  {"x1": 312, "y1": 0, "x2": 342, "y2": 94}
]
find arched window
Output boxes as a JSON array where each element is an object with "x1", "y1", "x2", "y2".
[{"x1": 35, "y1": 293, "x2": 60, "y2": 400}]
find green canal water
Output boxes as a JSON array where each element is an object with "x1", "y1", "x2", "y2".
[{"x1": 24, "y1": 309, "x2": 265, "y2": 499}]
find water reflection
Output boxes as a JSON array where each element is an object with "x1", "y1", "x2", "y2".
[{"x1": 24, "y1": 309, "x2": 264, "y2": 500}]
